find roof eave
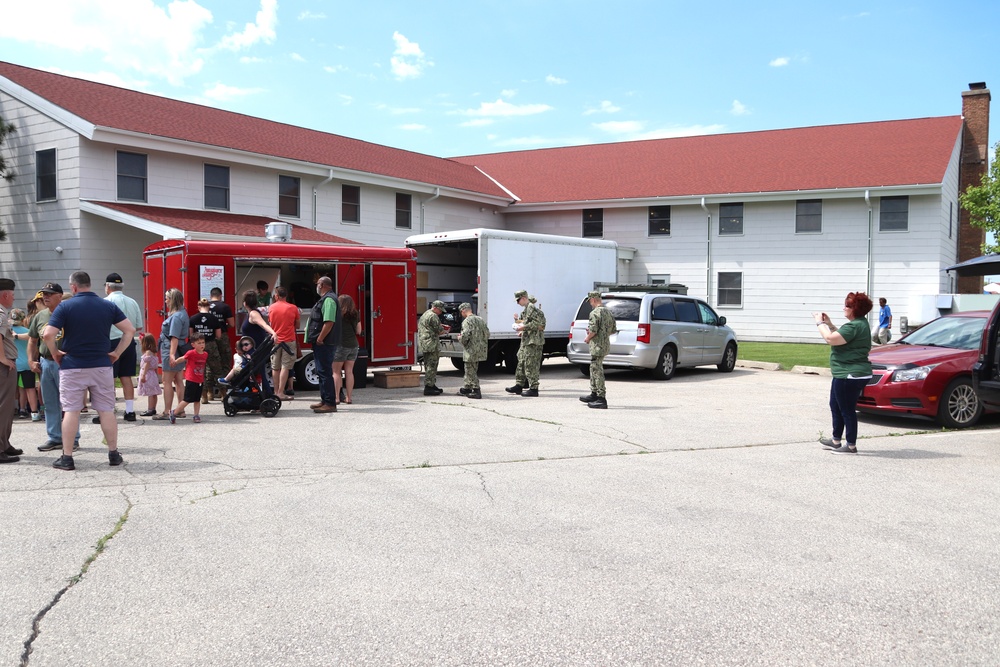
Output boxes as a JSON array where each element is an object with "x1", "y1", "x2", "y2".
[{"x1": 0, "y1": 74, "x2": 96, "y2": 138}]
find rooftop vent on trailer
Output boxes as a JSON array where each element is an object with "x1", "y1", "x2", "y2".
[{"x1": 265, "y1": 221, "x2": 292, "y2": 242}]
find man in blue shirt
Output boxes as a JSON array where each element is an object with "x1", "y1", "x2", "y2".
[
  {"x1": 873, "y1": 297, "x2": 892, "y2": 345},
  {"x1": 43, "y1": 271, "x2": 135, "y2": 471}
]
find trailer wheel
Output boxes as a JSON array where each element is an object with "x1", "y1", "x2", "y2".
[{"x1": 295, "y1": 354, "x2": 321, "y2": 391}]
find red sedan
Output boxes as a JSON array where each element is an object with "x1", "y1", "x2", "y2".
[{"x1": 858, "y1": 310, "x2": 991, "y2": 428}]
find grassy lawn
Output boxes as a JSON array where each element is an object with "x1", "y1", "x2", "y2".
[{"x1": 738, "y1": 342, "x2": 830, "y2": 370}]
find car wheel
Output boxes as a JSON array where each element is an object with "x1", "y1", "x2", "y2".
[
  {"x1": 295, "y1": 355, "x2": 321, "y2": 391},
  {"x1": 651, "y1": 346, "x2": 676, "y2": 380},
  {"x1": 937, "y1": 377, "x2": 982, "y2": 428},
  {"x1": 717, "y1": 342, "x2": 737, "y2": 373},
  {"x1": 451, "y1": 358, "x2": 465, "y2": 372},
  {"x1": 577, "y1": 364, "x2": 590, "y2": 377}
]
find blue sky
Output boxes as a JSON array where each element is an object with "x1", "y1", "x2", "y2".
[{"x1": 1, "y1": 0, "x2": 997, "y2": 159}]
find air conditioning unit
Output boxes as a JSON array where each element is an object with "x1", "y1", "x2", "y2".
[{"x1": 264, "y1": 221, "x2": 292, "y2": 242}]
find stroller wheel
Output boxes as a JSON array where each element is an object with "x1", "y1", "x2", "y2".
[
  {"x1": 223, "y1": 394, "x2": 238, "y2": 417},
  {"x1": 260, "y1": 398, "x2": 280, "y2": 418}
]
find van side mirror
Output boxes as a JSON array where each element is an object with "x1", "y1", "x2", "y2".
[{"x1": 718, "y1": 316, "x2": 727, "y2": 326}]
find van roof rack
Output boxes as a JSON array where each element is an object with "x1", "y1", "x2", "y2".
[{"x1": 594, "y1": 283, "x2": 688, "y2": 295}]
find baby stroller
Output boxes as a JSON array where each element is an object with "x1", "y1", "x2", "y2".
[{"x1": 221, "y1": 337, "x2": 282, "y2": 418}]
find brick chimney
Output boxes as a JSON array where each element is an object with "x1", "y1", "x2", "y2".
[{"x1": 957, "y1": 82, "x2": 991, "y2": 294}]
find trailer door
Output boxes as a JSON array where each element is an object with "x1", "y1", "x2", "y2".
[
  {"x1": 370, "y1": 262, "x2": 411, "y2": 363},
  {"x1": 143, "y1": 247, "x2": 185, "y2": 339}
]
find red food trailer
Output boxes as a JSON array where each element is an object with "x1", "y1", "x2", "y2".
[{"x1": 142, "y1": 239, "x2": 417, "y2": 389}]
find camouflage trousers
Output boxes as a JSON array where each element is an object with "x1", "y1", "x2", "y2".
[
  {"x1": 423, "y1": 349, "x2": 440, "y2": 387},
  {"x1": 589, "y1": 353, "x2": 607, "y2": 398},
  {"x1": 463, "y1": 358, "x2": 480, "y2": 389},
  {"x1": 214, "y1": 337, "x2": 232, "y2": 381},
  {"x1": 204, "y1": 339, "x2": 226, "y2": 389},
  {"x1": 514, "y1": 343, "x2": 542, "y2": 389}
]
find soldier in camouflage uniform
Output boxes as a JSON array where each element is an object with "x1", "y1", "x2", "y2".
[
  {"x1": 506, "y1": 289, "x2": 546, "y2": 397},
  {"x1": 581, "y1": 291, "x2": 615, "y2": 409},
  {"x1": 456, "y1": 303, "x2": 489, "y2": 399},
  {"x1": 418, "y1": 300, "x2": 448, "y2": 395}
]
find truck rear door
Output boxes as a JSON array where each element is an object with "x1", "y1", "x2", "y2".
[
  {"x1": 143, "y1": 246, "x2": 185, "y2": 338},
  {"x1": 370, "y1": 263, "x2": 412, "y2": 363}
]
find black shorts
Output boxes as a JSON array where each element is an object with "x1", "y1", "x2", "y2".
[
  {"x1": 110, "y1": 339, "x2": 138, "y2": 378},
  {"x1": 183, "y1": 381, "x2": 204, "y2": 403},
  {"x1": 18, "y1": 369, "x2": 36, "y2": 389}
]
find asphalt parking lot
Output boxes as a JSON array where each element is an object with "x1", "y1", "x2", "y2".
[{"x1": 3, "y1": 358, "x2": 999, "y2": 666}]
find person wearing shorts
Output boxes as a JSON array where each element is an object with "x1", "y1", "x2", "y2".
[
  {"x1": 43, "y1": 271, "x2": 135, "y2": 471},
  {"x1": 102, "y1": 272, "x2": 143, "y2": 422},
  {"x1": 268, "y1": 286, "x2": 299, "y2": 401},
  {"x1": 169, "y1": 334, "x2": 209, "y2": 424}
]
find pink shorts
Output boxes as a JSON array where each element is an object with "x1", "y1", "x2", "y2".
[{"x1": 59, "y1": 367, "x2": 117, "y2": 412}]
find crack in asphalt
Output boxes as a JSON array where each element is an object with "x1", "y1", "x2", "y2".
[
  {"x1": 20, "y1": 490, "x2": 134, "y2": 667},
  {"x1": 460, "y1": 467, "x2": 495, "y2": 503}
]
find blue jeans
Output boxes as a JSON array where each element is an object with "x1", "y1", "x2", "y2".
[
  {"x1": 312, "y1": 342, "x2": 337, "y2": 406},
  {"x1": 40, "y1": 358, "x2": 79, "y2": 444},
  {"x1": 829, "y1": 377, "x2": 868, "y2": 445}
]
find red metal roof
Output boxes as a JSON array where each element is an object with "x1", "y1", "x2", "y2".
[
  {"x1": 90, "y1": 202, "x2": 359, "y2": 244},
  {"x1": 0, "y1": 61, "x2": 508, "y2": 199},
  {"x1": 452, "y1": 117, "x2": 964, "y2": 204}
]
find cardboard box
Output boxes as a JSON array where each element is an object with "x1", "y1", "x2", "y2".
[{"x1": 373, "y1": 370, "x2": 422, "y2": 389}]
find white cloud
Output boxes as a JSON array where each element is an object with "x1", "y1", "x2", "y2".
[
  {"x1": 3, "y1": 0, "x2": 214, "y2": 85},
  {"x1": 338, "y1": 94, "x2": 354, "y2": 105},
  {"x1": 769, "y1": 56, "x2": 790, "y2": 67},
  {"x1": 400, "y1": 123, "x2": 427, "y2": 131},
  {"x1": 593, "y1": 120, "x2": 726, "y2": 140},
  {"x1": 218, "y1": 0, "x2": 278, "y2": 51},
  {"x1": 390, "y1": 31, "x2": 431, "y2": 80},
  {"x1": 298, "y1": 10, "x2": 326, "y2": 20},
  {"x1": 730, "y1": 99, "x2": 750, "y2": 116},
  {"x1": 501, "y1": 89, "x2": 517, "y2": 99},
  {"x1": 584, "y1": 100, "x2": 621, "y2": 115},
  {"x1": 291, "y1": 52, "x2": 306, "y2": 62},
  {"x1": 376, "y1": 104, "x2": 421, "y2": 115},
  {"x1": 203, "y1": 82, "x2": 265, "y2": 101},
  {"x1": 546, "y1": 75, "x2": 567, "y2": 85},
  {"x1": 240, "y1": 56, "x2": 265, "y2": 64},
  {"x1": 323, "y1": 64, "x2": 346, "y2": 73},
  {"x1": 456, "y1": 98, "x2": 553, "y2": 118}
]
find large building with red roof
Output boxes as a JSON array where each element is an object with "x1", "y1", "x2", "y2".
[{"x1": 0, "y1": 61, "x2": 991, "y2": 342}]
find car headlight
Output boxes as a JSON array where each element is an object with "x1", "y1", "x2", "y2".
[{"x1": 891, "y1": 364, "x2": 939, "y2": 382}]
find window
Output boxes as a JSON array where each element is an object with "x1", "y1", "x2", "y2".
[
  {"x1": 36, "y1": 148, "x2": 56, "y2": 201},
  {"x1": 278, "y1": 175, "x2": 300, "y2": 217},
  {"x1": 342, "y1": 184, "x2": 360, "y2": 223},
  {"x1": 795, "y1": 199, "x2": 822, "y2": 233},
  {"x1": 651, "y1": 297, "x2": 676, "y2": 321},
  {"x1": 204, "y1": 164, "x2": 230, "y2": 210},
  {"x1": 117, "y1": 151, "x2": 147, "y2": 202},
  {"x1": 880, "y1": 196, "x2": 908, "y2": 232},
  {"x1": 648, "y1": 206, "x2": 670, "y2": 235},
  {"x1": 647, "y1": 274, "x2": 671, "y2": 285},
  {"x1": 719, "y1": 203, "x2": 743, "y2": 235},
  {"x1": 717, "y1": 272, "x2": 743, "y2": 307},
  {"x1": 697, "y1": 302, "x2": 720, "y2": 326},
  {"x1": 675, "y1": 299, "x2": 700, "y2": 323},
  {"x1": 583, "y1": 208, "x2": 603, "y2": 237},
  {"x1": 395, "y1": 193, "x2": 412, "y2": 229}
]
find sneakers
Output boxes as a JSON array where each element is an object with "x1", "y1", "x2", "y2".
[
  {"x1": 505, "y1": 385, "x2": 523, "y2": 395},
  {"x1": 217, "y1": 377, "x2": 230, "y2": 386},
  {"x1": 521, "y1": 387, "x2": 539, "y2": 397},
  {"x1": 31, "y1": 412, "x2": 42, "y2": 422},
  {"x1": 587, "y1": 397, "x2": 608, "y2": 409},
  {"x1": 124, "y1": 412, "x2": 136, "y2": 422},
  {"x1": 92, "y1": 415, "x2": 103, "y2": 424},
  {"x1": 169, "y1": 410, "x2": 177, "y2": 424},
  {"x1": 139, "y1": 410, "x2": 157, "y2": 417},
  {"x1": 423, "y1": 385, "x2": 443, "y2": 396},
  {"x1": 193, "y1": 416, "x2": 202, "y2": 423},
  {"x1": 819, "y1": 437, "x2": 840, "y2": 448},
  {"x1": 3, "y1": 446, "x2": 24, "y2": 456},
  {"x1": 0, "y1": 452, "x2": 19, "y2": 464},
  {"x1": 109, "y1": 450, "x2": 123, "y2": 466},
  {"x1": 52, "y1": 455, "x2": 75, "y2": 471},
  {"x1": 579, "y1": 393, "x2": 597, "y2": 403},
  {"x1": 38, "y1": 440, "x2": 62, "y2": 452},
  {"x1": 828, "y1": 444, "x2": 858, "y2": 454}
]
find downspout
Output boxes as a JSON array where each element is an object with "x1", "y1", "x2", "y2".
[
  {"x1": 419, "y1": 187, "x2": 440, "y2": 234},
  {"x1": 312, "y1": 169, "x2": 335, "y2": 231},
  {"x1": 865, "y1": 190, "x2": 874, "y2": 322},
  {"x1": 701, "y1": 197, "x2": 712, "y2": 304}
]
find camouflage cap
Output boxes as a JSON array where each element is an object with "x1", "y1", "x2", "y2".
[
  {"x1": 430, "y1": 300, "x2": 447, "y2": 310},
  {"x1": 514, "y1": 290, "x2": 528, "y2": 300},
  {"x1": 587, "y1": 290, "x2": 602, "y2": 300},
  {"x1": 459, "y1": 302, "x2": 473, "y2": 312}
]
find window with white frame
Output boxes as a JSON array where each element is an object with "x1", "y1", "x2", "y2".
[
  {"x1": 117, "y1": 151, "x2": 147, "y2": 202},
  {"x1": 795, "y1": 199, "x2": 822, "y2": 233},
  {"x1": 719, "y1": 203, "x2": 743, "y2": 235},
  {"x1": 648, "y1": 206, "x2": 670, "y2": 235},
  {"x1": 395, "y1": 193, "x2": 412, "y2": 229},
  {"x1": 717, "y1": 272, "x2": 743, "y2": 307},
  {"x1": 647, "y1": 274, "x2": 671, "y2": 285},
  {"x1": 278, "y1": 175, "x2": 300, "y2": 217},
  {"x1": 204, "y1": 164, "x2": 230, "y2": 210},
  {"x1": 342, "y1": 184, "x2": 360, "y2": 223},
  {"x1": 583, "y1": 208, "x2": 603, "y2": 237},
  {"x1": 36, "y1": 148, "x2": 56, "y2": 201},
  {"x1": 879, "y1": 196, "x2": 908, "y2": 232}
]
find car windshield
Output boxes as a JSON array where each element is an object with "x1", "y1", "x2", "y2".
[{"x1": 899, "y1": 316, "x2": 986, "y2": 350}]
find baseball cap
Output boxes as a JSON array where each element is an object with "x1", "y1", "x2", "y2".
[
  {"x1": 39, "y1": 282, "x2": 63, "y2": 294},
  {"x1": 106, "y1": 272, "x2": 124, "y2": 284},
  {"x1": 514, "y1": 289, "x2": 528, "y2": 300},
  {"x1": 459, "y1": 302, "x2": 473, "y2": 312},
  {"x1": 0, "y1": 278, "x2": 14, "y2": 290},
  {"x1": 587, "y1": 290, "x2": 602, "y2": 300},
  {"x1": 430, "y1": 300, "x2": 447, "y2": 310}
]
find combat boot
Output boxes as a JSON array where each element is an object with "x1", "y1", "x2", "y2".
[
  {"x1": 458, "y1": 387, "x2": 471, "y2": 395},
  {"x1": 587, "y1": 396, "x2": 608, "y2": 409},
  {"x1": 469, "y1": 388, "x2": 482, "y2": 399},
  {"x1": 424, "y1": 385, "x2": 444, "y2": 396},
  {"x1": 521, "y1": 387, "x2": 539, "y2": 397},
  {"x1": 505, "y1": 384, "x2": 523, "y2": 395},
  {"x1": 579, "y1": 392, "x2": 597, "y2": 403}
]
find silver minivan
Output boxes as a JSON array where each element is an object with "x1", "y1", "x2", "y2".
[{"x1": 566, "y1": 292, "x2": 738, "y2": 380}]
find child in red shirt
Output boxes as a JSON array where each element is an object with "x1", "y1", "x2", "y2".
[{"x1": 169, "y1": 334, "x2": 209, "y2": 423}]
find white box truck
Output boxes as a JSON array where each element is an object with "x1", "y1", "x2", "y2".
[{"x1": 405, "y1": 228, "x2": 619, "y2": 371}]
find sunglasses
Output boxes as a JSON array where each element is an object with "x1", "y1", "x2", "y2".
[{"x1": 240, "y1": 343, "x2": 253, "y2": 349}]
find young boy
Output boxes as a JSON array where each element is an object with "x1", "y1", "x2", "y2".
[{"x1": 169, "y1": 334, "x2": 209, "y2": 424}]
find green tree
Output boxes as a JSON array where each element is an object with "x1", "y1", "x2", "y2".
[
  {"x1": 0, "y1": 116, "x2": 16, "y2": 242},
  {"x1": 960, "y1": 141, "x2": 1000, "y2": 254}
]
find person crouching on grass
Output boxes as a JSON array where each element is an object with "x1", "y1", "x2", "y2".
[{"x1": 169, "y1": 334, "x2": 209, "y2": 424}]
